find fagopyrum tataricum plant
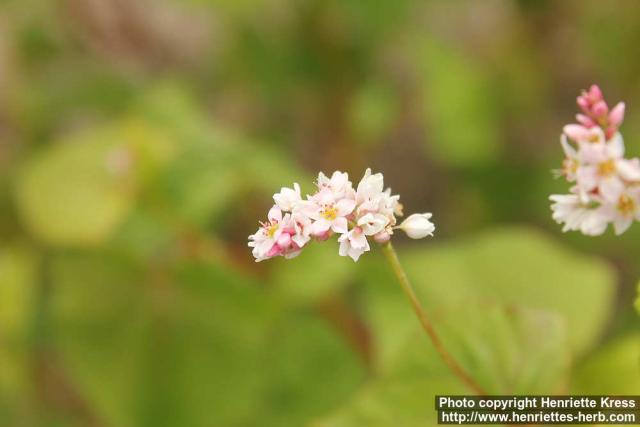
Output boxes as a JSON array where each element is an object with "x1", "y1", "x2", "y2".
[{"x1": 249, "y1": 169, "x2": 486, "y2": 395}]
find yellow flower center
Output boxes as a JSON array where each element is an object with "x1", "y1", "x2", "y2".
[
  {"x1": 598, "y1": 159, "x2": 616, "y2": 176},
  {"x1": 266, "y1": 223, "x2": 279, "y2": 238},
  {"x1": 618, "y1": 194, "x2": 636, "y2": 216},
  {"x1": 587, "y1": 133, "x2": 600, "y2": 143},
  {"x1": 321, "y1": 206, "x2": 338, "y2": 221}
]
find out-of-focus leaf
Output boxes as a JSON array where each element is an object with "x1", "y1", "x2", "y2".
[
  {"x1": 635, "y1": 282, "x2": 640, "y2": 315},
  {"x1": 360, "y1": 227, "x2": 614, "y2": 369},
  {"x1": 14, "y1": 120, "x2": 174, "y2": 247},
  {"x1": 52, "y1": 256, "x2": 363, "y2": 427},
  {"x1": 419, "y1": 38, "x2": 501, "y2": 167},
  {"x1": 251, "y1": 312, "x2": 365, "y2": 427},
  {"x1": 135, "y1": 85, "x2": 301, "y2": 226},
  {"x1": 571, "y1": 334, "x2": 640, "y2": 394},
  {"x1": 316, "y1": 304, "x2": 567, "y2": 427},
  {"x1": 270, "y1": 242, "x2": 356, "y2": 305},
  {"x1": 436, "y1": 305, "x2": 568, "y2": 394}
]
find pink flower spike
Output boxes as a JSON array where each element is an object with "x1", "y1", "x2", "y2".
[{"x1": 608, "y1": 102, "x2": 625, "y2": 127}]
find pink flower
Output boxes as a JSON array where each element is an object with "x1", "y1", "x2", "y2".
[
  {"x1": 307, "y1": 196, "x2": 356, "y2": 236},
  {"x1": 248, "y1": 206, "x2": 308, "y2": 262},
  {"x1": 338, "y1": 226, "x2": 370, "y2": 261}
]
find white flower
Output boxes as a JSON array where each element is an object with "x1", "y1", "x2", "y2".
[
  {"x1": 338, "y1": 226, "x2": 370, "y2": 261},
  {"x1": 549, "y1": 194, "x2": 609, "y2": 236},
  {"x1": 397, "y1": 213, "x2": 435, "y2": 239},
  {"x1": 356, "y1": 168, "x2": 385, "y2": 205},
  {"x1": 357, "y1": 212, "x2": 388, "y2": 236},
  {"x1": 317, "y1": 171, "x2": 355, "y2": 200},
  {"x1": 273, "y1": 183, "x2": 302, "y2": 212},
  {"x1": 601, "y1": 188, "x2": 640, "y2": 235},
  {"x1": 304, "y1": 191, "x2": 356, "y2": 236}
]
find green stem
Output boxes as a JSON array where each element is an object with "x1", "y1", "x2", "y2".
[{"x1": 381, "y1": 242, "x2": 486, "y2": 395}]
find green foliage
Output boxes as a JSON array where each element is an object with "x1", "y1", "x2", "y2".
[
  {"x1": 50, "y1": 255, "x2": 364, "y2": 427},
  {"x1": 14, "y1": 121, "x2": 174, "y2": 247},
  {"x1": 315, "y1": 227, "x2": 615, "y2": 425},
  {"x1": 571, "y1": 334, "x2": 640, "y2": 394}
]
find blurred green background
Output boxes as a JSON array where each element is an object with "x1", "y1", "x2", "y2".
[{"x1": 0, "y1": 0, "x2": 639, "y2": 426}]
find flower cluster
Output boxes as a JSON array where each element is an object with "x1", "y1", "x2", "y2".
[
  {"x1": 249, "y1": 169, "x2": 435, "y2": 261},
  {"x1": 550, "y1": 84, "x2": 640, "y2": 235}
]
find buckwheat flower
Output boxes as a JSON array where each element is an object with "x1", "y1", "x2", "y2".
[
  {"x1": 550, "y1": 194, "x2": 609, "y2": 236},
  {"x1": 397, "y1": 213, "x2": 436, "y2": 239},
  {"x1": 556, "y1": 134, "x2": 580, "y2": 181},
  {"x1": 601, "y1": 187, "x2": 640, "y2": 235},
  {"x1": 338, "y1": 226, "x2": 370, "y2": 261},
  {"x1": 248, "y1": 206, "x2": 307, "y2": 261},
  {"x1": 317, "y1": 171, "x2": 355, "y2": 199},
  {"x1": 357, "y1": 212, "x2": 389, "y2": 235},
  {"x1": 273, "y1": 183, "x2": 302, "y2": 211},
  {"x1": 304, "y1": 188, "x2": 356, "y2": 236},
  {"x1": 550, "y1": 84, "x2": 640, "y2": 236},
  {"x1": 356, "y1": 168, "x2": 385, "y2": 204}
]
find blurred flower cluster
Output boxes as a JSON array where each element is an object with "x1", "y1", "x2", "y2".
[
  {"x1": 249, "y1": 169, "x2": 435, "y2": 262},
  {"x1": 550, "y1": 85, "x2": 640, "y2": 235}
]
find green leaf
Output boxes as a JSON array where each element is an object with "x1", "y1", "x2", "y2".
[
  {"x1": 52, "y1": 256, "x2": 364, "y2": 427},
  {"x1": 571, "y1": 334, "x2": 640, "y2": 394},
  {"x1": 135, "y1": 84, "x2": 301, "y2": 227},
  {"x1": 325, "y1": 226, "x2": 614, "y2": 425},
  {"x1": 251, "y1": 312, "x2": 365, "y2": 427},
  {"x1": 361, "y1": 226, "x2": 614, "y2": 369},
  {"x1": 316, "y1": 304, "x2": 568, "y2": 427},
  {"x1": 14, "y1": 120, "x2": 174, "y2": 247}
]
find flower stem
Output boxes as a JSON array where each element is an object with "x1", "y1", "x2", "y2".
[{"x1": 380, "y1": 242, "x2": 487, "y2": 395}]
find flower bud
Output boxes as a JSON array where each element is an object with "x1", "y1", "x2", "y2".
[
  {"x1": 592, "y1": 100, "x2": 609, "y2": 117},
  {"x1": 608, "y1": 102, "x2": 625, "y2": 127},
  {"x1": 397, "y1": 213, "x2": 435, "y2": 239},
  {"x1": 575, "y1": 114, "x2": 596, "y2": 128},
  {"x1": 563, "y1": 124, "x2": 588, "y2": 141},
  {"x1": 373, "y1": 230, "x2": 391, "y2": 243},
  {"x1": 588, "y1": 84, "x2": 603, "y2": 102}
]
